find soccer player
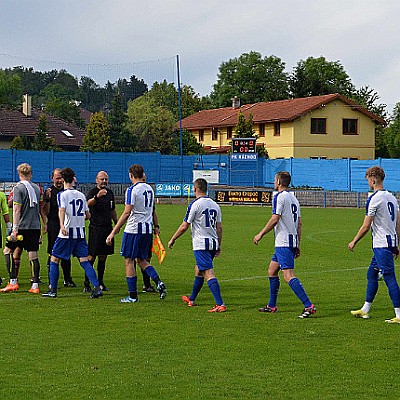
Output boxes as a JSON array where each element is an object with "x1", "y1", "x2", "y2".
[
  {"x1": 43, "y1": 168, "x2": 75, "y2": 287},
  {"x1": 348, "y1": 166, "x2": 400, "y2": 323},
  {"x1": 106, "y1": 164, "x2": 167, "y2": 303},
  {"x1": 85, "y1": 170, "x2": 118, "y2": 292},
  {"x1": 42, "y1": 167, "x2": 102, "y2": 299},
  {"x1": 106, "y1": 164, "x2": 166, "y2": 303},
  {"x1": 0, "y1": 189, "x2": 12, "y2": 286},
  {"x1": 2, "y1": 163, "x2": 42, "y2": 294},
  {"x1": 168, "y1": 178, "x2": 226, "y2": 313},
  {"x1": 253, "y1": 171, "x2": 316, "y2": 318}
]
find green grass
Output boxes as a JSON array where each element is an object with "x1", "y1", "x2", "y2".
[{"x1": 1, "y1": 204, "x2": 399, "y2": 399}]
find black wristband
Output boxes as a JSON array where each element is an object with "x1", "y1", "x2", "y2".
[{"x1": 154, "y1": 224, "x2": 160, "y2": 229}]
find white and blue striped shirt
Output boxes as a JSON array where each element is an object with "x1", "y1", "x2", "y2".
[
  {"x1": 57, "y1": 188, "x2": 88, "y2": 239},
  {"x1": 124, "y1": 182, "x2": 154, "y2": 234},
  {"x1": 184, "y1": 196, "x2": 222, "y2": 251},
  {"x1": 366, "y1": 190, "x2": 399, "y2": 248},
  {"x1": 272, "y1": 190, "x2": 300, "y2": 248}
]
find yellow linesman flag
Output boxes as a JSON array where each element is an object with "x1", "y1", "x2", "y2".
[{"x1": 152, "y1": 234, "x2": 166, "y2": 264}]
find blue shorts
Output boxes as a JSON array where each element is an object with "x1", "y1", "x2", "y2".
[
  {"x1": 194, "y1": 249, "x2": 217, "y2": 270},
  {"x1": 120, "y1": 232, "x2": 152, "y2": 260},
  {"x1": 52, "y1": 237, "x2": 89, "y2": 260},
  {"x1": 370, "y1": 248, "x2": 396, "y2": 274},
  {"x1": 271, "y1": 247, "x2": 297, "y2": 270}
]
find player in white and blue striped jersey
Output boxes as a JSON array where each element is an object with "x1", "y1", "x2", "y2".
[
  {"x1": 168, "y1": 178, "x2": 226, "y2": 313},
  {"x1": 349, "y1": 166, "x2": 400, "y2": 323},
  {"x1": 254, "y1": 171, "x2": 316, "y2": 318},
  {"x1": 43, "y1": 167, "x2": 102, "y2": 299},
  {"x1": 106, "y1": 164, "x2": 166, "y2": 303}
]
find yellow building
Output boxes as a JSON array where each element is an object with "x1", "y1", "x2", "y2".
[{"x1": 179, "y1": 94, "x2": 386, "y2": 159}]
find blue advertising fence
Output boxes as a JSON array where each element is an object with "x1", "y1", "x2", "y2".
[{"x1": 0, "y1": 150, "x2": 399, "y2": 193}]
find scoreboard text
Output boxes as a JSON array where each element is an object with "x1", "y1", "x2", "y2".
[
  {"x1": 232, "y1": 138, "x2": 256, "y2": 153},
  {"x1": 215, "y1": 190, "x2": 272, "y2": 204}
]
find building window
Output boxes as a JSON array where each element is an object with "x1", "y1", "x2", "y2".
[
  {"x1": 226, "y1": 127, "x2": 233, "y2": 139},
  {"x1": 259, "y1": 123, "x2": 265, "y2": 137},
  {"x1": 311, "y1": 118, "x2": 327, "y2": 134},
  {"x1": 274, "y1": 122, "x2": 280, "y2": 136},
  {"x1": 212, "y1": 127, "x2": 218, "y2": 141},
  {"x1": 199, "y1": 129, "x2": 204, "y2": 142},
  {"x1": 343, "y1": 119, "x2": 358, "y2": 135}
]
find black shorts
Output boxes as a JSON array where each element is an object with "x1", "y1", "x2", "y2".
[
  {"x1": 16, "y1": 229, "x2": 41, "y2": 252},
  {"x1": 88, "y1": 225, "x2": 114, "y2": 257},
  {"x1": 47, "y1": 223, "x2": 60, "y2": 254}
]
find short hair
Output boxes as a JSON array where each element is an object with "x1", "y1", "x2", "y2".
[
  {"x1": 276, "y1": 171, "x2": 291, "y2": 187},
  {"x1": 17, "y1": 163, "x2": 32, "y2": 177},
  {"x1": 60, "y1": 167, "x2": 76, "y2": 184},
  {"x1": 51, "y1": 168, "x2": 62, "y2": 178},
  {"x1": 194, "y1": 178, "x2": 208, "y2": 193},
  {"x1": 129, "y1": 164, "x2": 144, "y2": 179},
  {"x1": 365, "y1": 166, "x2": 385, "y2": 182}
]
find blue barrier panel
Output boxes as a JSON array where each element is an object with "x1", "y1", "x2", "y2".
[{"x1": 0, "y1": 150, "x2": 399, "y2": 193}]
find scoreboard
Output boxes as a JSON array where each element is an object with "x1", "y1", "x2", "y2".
[
  {"x1": 231, "y1": 138, "x2": 256, "y2": 153},
  {"x1": 215, "y1": 190, "x2": 272, "y2": 204}
]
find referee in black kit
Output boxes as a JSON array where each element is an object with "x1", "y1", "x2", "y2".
[{"x1": 85, "y1": 171, "x2": 118, "y2": 291}]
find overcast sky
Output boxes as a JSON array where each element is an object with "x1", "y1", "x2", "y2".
[{"x1": 1, "y1": 0, "x2": 399, "y2": 113}]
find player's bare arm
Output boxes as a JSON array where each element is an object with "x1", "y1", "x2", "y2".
[
  {"x1": 168, "y1": 221, "x2": 190, "y2": 248},
  {"x1": 253, "y1": 214, "x2": 280, "y2": 245},
  {"x1": 59, "y1": 207, "x2": 68, "y2": 236},
  {"x1": 106, "y1": 204, "x2": 132, "y2": 245},
  {"x1": 348, "y1": 215, "x2": 373, "y2": 251}
]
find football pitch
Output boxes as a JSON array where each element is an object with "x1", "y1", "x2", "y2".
[{"x1": 1, "y1": 204, "x2": 399, "y2": 399}]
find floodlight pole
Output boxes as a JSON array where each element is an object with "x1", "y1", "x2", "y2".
[{"x1": 177, "y1": 55, "x2": 184, "y2": 184}]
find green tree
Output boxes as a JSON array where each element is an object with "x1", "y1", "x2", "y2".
[
  {"x1": 10, "y1": 135, "x2": 32, "y2": 150},
  {"x1": 125, "y1": 96, "x2": 176, "y2": 154},
  {"x1": 234, "y1": 111, "x2": 255, "y2": 137},
  {"x1": 384, "y1": 103, "x2": 400, "y2": 158},
  {"x1": 0, "y1": 70, "x2": 23, "y2": 106},
  {"x1": 173, "y1": 130, "x2": 205, "y2": 155},
  {"x1": 45, "y1": 97, "x2": 85, "y2": 127},
  {"x1": 32, "y1": 114, "x2": 57, "y2": 150},
  {"x1": 349, "y1": 86, "x2": 388, "y2": 158},
  {"x1": 210, "y1": 51, "x2": 289, "y2": 107},
  {"x1": 107, "y1": 93, "x2": 133, "y2": 151},
  {"x1": 149, "y1": 80, "x2": 209, "y2": 120},
  {"x1": 290, "y1": 56, "x2": 354, "y2": 98},
  {"x1": 82, "y1": 112, "x2": 111, "y2": 152}
]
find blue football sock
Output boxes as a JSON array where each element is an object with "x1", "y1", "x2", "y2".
[
  {"x1": 268, "y1": 276, "x2": 280, "y2": 308},
  {"x1": 384, "y1": 272, "x2": 400, "y2": 308},
  {"x1": 49, "y1": 261, "x2": 60, "y2": 291},
  {"x1": 81, "y1": 261, "x2": 99, "y2": 287},
  {"x1": 207, "y1": 278, "x2": 224, "y2": 306},
  {"x1": 288, "y1": 277, "x2": 312, "y2": 308},
  {"x1": 126, "y1": 276, "x2": 137, "y2": 297},
  {"x1": 366, "y1": 266, "x2": 379, "y2": 303},
  {"x1": 144, "y1": 266, "x2": 160, "y2": 284},
  {"x1": 190, "y1": 276, "x2": 204, "y2": 301}
]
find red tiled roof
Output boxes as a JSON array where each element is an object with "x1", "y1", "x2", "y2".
[
  {"x1": 179, "y1": 94, "x2": 386, "y2": 129},
  {"x1": 0, "y1": 107, "x2": 85, "y2": 150}
]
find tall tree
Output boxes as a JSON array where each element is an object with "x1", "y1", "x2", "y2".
[
  {"x1": 82, "y1": 112, "x2": 111, "y2": 152},
  {"x1": 0, "y1": 70, "x2": 23, "y2": 106},
  {"x1": 350, "y1": 86, "x2": 388, "y2": 158},
  {"x1": 125, "y1": 96, "x2": 176, "y2": 154},
  {"x1": 107, "y1": 92, "x2": 133, "y2": 152},
  {"x1": 149, "y1": 80, "x2": 209, "y2": 120},
  {"x1": 32, "y1": 114, "x2": 57, "y2": 150},
  {"x1": 384, "y1": 103, "x2": 400, "y2": 158},
  {"x1": 290, "y1": 56, "x2": 354, "y2": 98},
  {"x1": 210, "y1": 51, "x2": 289, "y2": 107}
]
